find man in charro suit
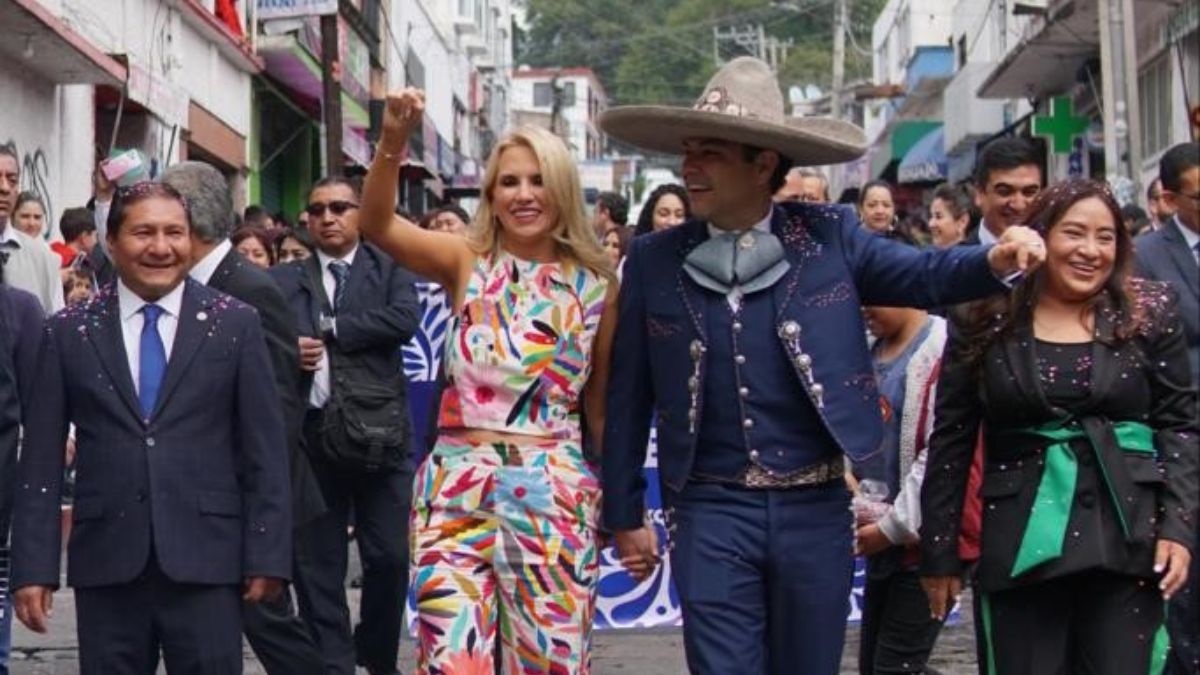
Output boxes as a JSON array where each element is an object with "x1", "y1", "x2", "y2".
[
  {"x1": 10, "y1": 182, "x2": 291, "y2": 674},
  {"x1": 599, "y1": 57, "x2": 1047, "y2": 674}
]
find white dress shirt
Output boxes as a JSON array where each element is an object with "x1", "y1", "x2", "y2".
[
  {"x1": 309, "y1": 245, "x2": 359, "y2": 409},
  {"x1": 1173, "y1": 216, "x2": 1200, "y2": 265},
  {"x1": 189, "y1": 239, "x2": 233, "y2": 285},
  {"x1": 117, "y1": 279, "x2": 184, "y2": 394},
  {"x1": 706, "y1": 211, "x2": 773, "y2": 311},
  {"x1": 977, "y1": 220, "x2": 999, "y2": 246}
]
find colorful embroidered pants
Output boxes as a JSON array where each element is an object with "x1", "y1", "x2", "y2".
[{"x1": 410, "y1": 434, "x2": 600, "y2": 675}]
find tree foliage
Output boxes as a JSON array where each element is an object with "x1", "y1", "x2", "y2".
[{"x1": 517, "y1": 0, "x2": 890, "y2": 106}]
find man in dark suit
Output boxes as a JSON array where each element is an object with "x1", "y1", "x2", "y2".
[
  {"x1": 162, "y1": 161, "x2": 325, "y2": 675},
  {"x1": 0, "y1": 271, "x2": 41, "y2": 675},
  {"x1": 963, "y1": 137, "x2": 1043, "y2": 246},
  {"x1": 598, "y1": 57, "x2": 1047, "y2": 674},
  {"x1": 1135, "y1": 141, "x2": 1200, "y2": 675},
  {"x1": 271, "y1": 176, "x2": 419, "y2": 675},
  {"x1": 9, "y1": 182, "x2": 292, "y2": 674}
]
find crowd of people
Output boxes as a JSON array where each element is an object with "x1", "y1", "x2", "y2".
[{"x1": 0, "y1": 53, "x2": 1195, "y2": 675}]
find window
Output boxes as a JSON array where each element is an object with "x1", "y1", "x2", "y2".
[
  {"x1": 533, "y1": 82, "x2": 552, "y2": 107},
  {"x1": 1139, "y1": 54, "x2": 1172, "y2": 159}
]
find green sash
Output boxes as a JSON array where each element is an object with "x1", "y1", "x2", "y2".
[{"x1": 1010, "y1": 420, "x2": 1155, "y2": 577}]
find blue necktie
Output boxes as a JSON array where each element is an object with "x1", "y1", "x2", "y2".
[
  {"x1": 139, "y1": 304, "x2": 167, "y2": 418},
  {"x1": 329, "y1": 260, "x2": 350, "y2": 313}
]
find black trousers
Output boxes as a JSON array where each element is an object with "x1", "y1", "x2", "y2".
[
  {"x1": 978, "y1": 570, "x2": 1165, "y2": 675},
  {"x1": 858, "y1": 566, "x2": 945, "y2": 675},
  {"x1": 75, "y1": 556, "x2": 242, "y2": 675},
  {"x1": 243, "y1": 584, "x2": 324, "y2": 675},
  {"x1": 294, "y1": 412, "x2": 411, "y2": 674}
]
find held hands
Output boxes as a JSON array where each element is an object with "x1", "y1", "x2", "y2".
[
  {"x1": 986, "y1": 225, "x2": 1046, "y2": 278},
  {"x1": 14, "y1": 585, "x2": 55, "y2": 633},
  {"x1": 381, "y1": 88, "x2": 426, "y2": 155},
  {"x1": 1155, "y1": 539, "x2": 1191, "y2": 600},
  {"x1": 614, "y1": 524, "x2": 660, "y2": 582}
]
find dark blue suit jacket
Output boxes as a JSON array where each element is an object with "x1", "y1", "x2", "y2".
[
  {"x1": 602, "y1": 202, "x2": 1006, "y2": 530},
  {"x1": 10, "y1": 280, "x2": 293, "y2": 589},
  {"x1": 0, "y1": 286, "x2": 42, "y2": 528},
  {"x1": 269, "y1": 242, "x2": 419, "y2": 434},
  {"x1": 1135, "y1": 219, "x2": 1200, "y2": 384}
]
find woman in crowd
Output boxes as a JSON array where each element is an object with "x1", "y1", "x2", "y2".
[
  {"x1": 274, "y1": 226, "x2": 314, "y2": 265},
  {"x1": 231, "y1": 227, "x2": 275, "y2": 269},
  {"x1": 928, "y1": 183, "x2": 973, "y2": 248},
  {"x1": 12, "y1": 192, "x2": 47, "y2": 239},
  {"x1": 633, "y1": 184, "x2": 689, "y2": 236},
  {"x1": 601, "y1": 225, "x2": 632, "y2": 271},
  {"x1": 920, "y1": 180, "x2": 1197, "y2": 674},
  {"x1": 853, "y1": 289, "x2": 949, "y2": 675},
  {"x1": 359, "y1": 88, "x2": 649, "y2": 674},
  {"x1": 859, "y1": 179, "x2": 897, "y2": 234}
]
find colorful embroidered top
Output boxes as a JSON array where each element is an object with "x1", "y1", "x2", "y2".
[{"x1": 438, "y1": 250, "x2": 609, "y2": 440}]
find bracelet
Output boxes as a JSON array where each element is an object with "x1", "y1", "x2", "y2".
[{"x1": 377, "y1": 148, "x2": 406, "y2": 160}]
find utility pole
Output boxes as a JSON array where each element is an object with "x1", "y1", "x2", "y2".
[
  {"x1": 320, "y1": 13, "x2": 344, "y2": 177},
  {"x1": 1098, "y1": 0, "x2": 1142, "y2": 202},
  {"x1": 831, "y1": 0, "x2": 848, "y2": 121}
]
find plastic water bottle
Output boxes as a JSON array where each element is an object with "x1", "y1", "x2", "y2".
[{"x1": 853, "y1": 479, "x2": 891, "y2": 525}]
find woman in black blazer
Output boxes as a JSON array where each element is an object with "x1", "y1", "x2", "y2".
[{"x1": 919, "y1": 179, "x2": 1198, "y2": 674}]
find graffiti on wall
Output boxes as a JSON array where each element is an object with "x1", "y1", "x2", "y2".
[{"x1": 1, "y1": 139, "x2": 54, "y2": 237}]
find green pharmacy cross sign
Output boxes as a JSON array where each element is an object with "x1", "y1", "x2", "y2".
[{"x1": 1033, "y1": 96, "x2": 1090, "y2": 155}]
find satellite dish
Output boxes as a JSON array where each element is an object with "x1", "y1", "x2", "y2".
[
  {"x1": 789, "y1": 86, "x2": 804, "y2": 104},
  {"x1": 805, "y1": 85, "x2": 823, "y2": 100}
]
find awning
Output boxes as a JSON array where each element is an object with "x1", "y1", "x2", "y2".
[
  {"x1": 0, "y1": 0, "x2": 126, "y2": 86},
  {"x1": 977, "y1": 0, "x2": 1178, "y2": 99},
  {"x1": 871, "y1": 120, "x2": 942, "y2": 179},
  {"x1": 898, "y1": 126, "x2": 947, "y2": 184},
  {"x1": 258, "y1": 34, "x2": 370, "y2": 129}
]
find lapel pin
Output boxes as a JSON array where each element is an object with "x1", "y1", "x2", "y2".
[{"x1": 196, "y1": 311, "x2": 209, "y2": 322}]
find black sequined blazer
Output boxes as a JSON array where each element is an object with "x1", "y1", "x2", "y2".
[{"x1": 920, "y1": 281, "x2": 1199, "y2": 592}]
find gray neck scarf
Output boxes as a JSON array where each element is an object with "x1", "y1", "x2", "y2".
[{"x1": 683, "y1": 228, "x2": 790, "y2": 296}]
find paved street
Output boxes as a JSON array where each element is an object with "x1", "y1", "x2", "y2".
[{"x1": 10, "y1": 588, "x2": 979, "y2": 674}]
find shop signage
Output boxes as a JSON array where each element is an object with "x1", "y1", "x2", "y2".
[{"x1": 257, "y1": 0, "x2": 338, "y2": 21}]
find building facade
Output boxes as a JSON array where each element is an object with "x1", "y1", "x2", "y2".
[
  {"x1": 511, "y1": 67, "x2": 608, "y2": 162},
  {"x1": 1, "y1": 0, "x2": 257, "y2": 237}
]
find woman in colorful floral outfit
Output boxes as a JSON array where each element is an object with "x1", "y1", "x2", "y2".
[{"x1": 359, "y1": 89, "x2": 647, "y2": 674}]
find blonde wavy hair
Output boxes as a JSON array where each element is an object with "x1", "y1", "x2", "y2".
[{"x1": 469, "y1": 125, "x2": 616, "y2": 283}]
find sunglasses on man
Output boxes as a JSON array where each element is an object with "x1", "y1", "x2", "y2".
[{"x1": 305, "y1": 200, "x2": 359, "y2": 217}]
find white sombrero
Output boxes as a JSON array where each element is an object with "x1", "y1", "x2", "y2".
[{"x1": 600, "y1": 57, "x2": 867, "y2": 166}]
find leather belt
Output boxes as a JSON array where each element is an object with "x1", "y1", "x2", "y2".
[{"x1": 694, "y1": 455, "x2": 845, "y2": 490}]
